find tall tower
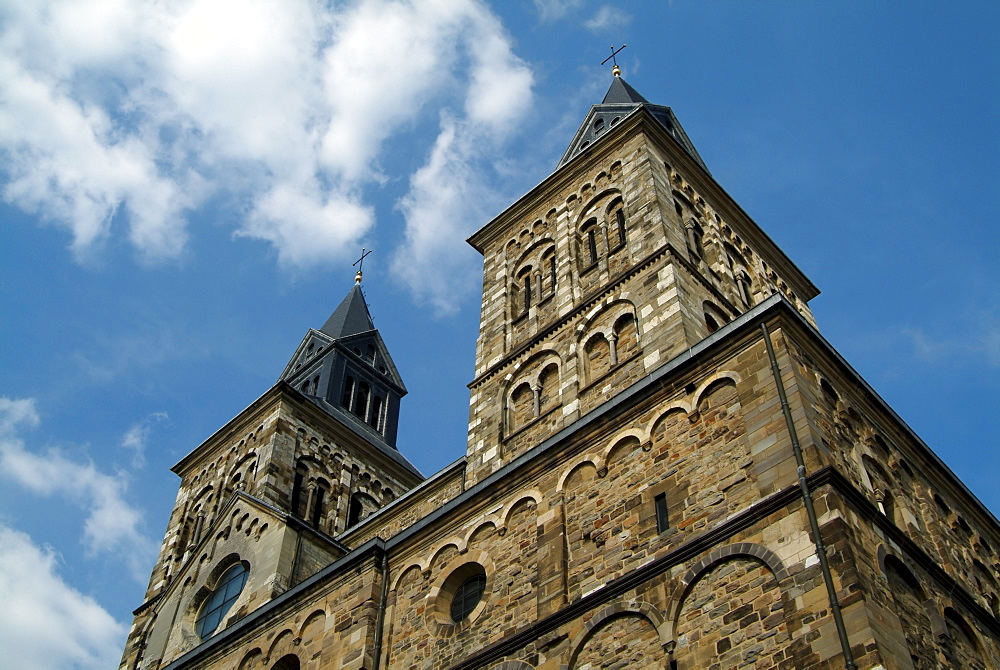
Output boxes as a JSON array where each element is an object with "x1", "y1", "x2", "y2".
[
  {"x1": 465, "y1": 70, "x2": 818, "y2": 484},
  {"x1": 120, "y1": 280, "x2": 423, "y2": 670}
]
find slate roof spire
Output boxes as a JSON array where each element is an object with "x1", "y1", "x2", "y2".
[
  {"x1": 557, "y1": 73, "x2": 708, "y2": 172},
  {"x1": 320, "y1": 283, "x2": 375, "y2": 338}
]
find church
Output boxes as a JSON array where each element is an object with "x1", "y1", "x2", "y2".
[{"x1": 120, "y1": 67, "x2": 1000, "y2": 669}]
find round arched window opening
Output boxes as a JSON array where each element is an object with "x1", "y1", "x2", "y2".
[
  {"x1": 450, "y1": 572, "x2": 487, "y2": 622},
  {"x1": 196, "y1": 562, "x2": 249, "y2": 639}
]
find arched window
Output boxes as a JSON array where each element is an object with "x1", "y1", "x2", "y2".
[
  {"x1": 703, "y1": 301, "x2": 730, "y2": 334},
  {"x1": 196, "y1": 562, "x2": 249, "y2": 639},
  {"x1": 291, "y1": 461, "x2": 308, "y2": 518},
  {"x1": 581, "y1": 218, "x2": 599, "y2": 267},
  {"x1": 687, "y1": 218, "x2": 705, "y2": 259},
  {"x1": 737, "y1": 271, "x2": 753, "y2": 306},
  {"x1": 593, "y1": 117, "x2": 605, "y2": 135},
  {"x1": 608, "y1": 200, "x2": 626, "y2": 249},
  {"x1": 311, "y1": 478, "x2": 329, "y2": 527},
  {"x1": 541, "y1": 249, "x2": 557, "y2": 297},
  {"x1": 347, "y1": 492, "x2": 378, "y2": 527},
  {"x1": 523, "y1": 271, "x2": 532, "y2": 311}
]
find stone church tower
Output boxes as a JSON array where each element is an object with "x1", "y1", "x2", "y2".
[{"x1": 121, "y1": 71, "x2": 1000, "y2": 670}]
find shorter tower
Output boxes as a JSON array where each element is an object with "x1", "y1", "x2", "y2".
[{"x1": 120, "y1": 280, "x2": 423, "y2": 670}]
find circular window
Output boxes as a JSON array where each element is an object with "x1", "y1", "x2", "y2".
[
  {"x1": 196, "y1": 562, "x2": 248, "y2": 638},
  {"x1": 450, "y1": 573, "x2": 487, "y2": 622}
]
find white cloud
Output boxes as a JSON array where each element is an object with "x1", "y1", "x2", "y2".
[
  {"x1": 121, "y1": 411, "x2": 168, "y2": 469},
  {"x1": 584, "y1": 6, "x2": 632, "y2": 32},
  {"x1": 0, "y1": 0, "x2": 536, "y2": 308},
  {"x1": 901, "y1": 319, "x2": 1000, "y2": 369},
  {"x1": 532, "y1": 0, "x2": 583, "y2": 22},
  {"x1": 394, "y1": 116, "x2": 490, "y2": 314},
  {"x1": 0, "y1": 397, "x2": 156, "y2": 579},
  {"x1": 0, "y1": 523, "x2": 126, "y2": 670}
]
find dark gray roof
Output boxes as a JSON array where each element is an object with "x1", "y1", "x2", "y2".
[
  {"x1": 321, "y1": 284, "x2": 375, "y2": 338},
  {"x1": 602, "y1": 76, "x2": 649, "y2": 104},
  {"x1": 558, "y1": 76, "x2": 709, "y2": 173}
]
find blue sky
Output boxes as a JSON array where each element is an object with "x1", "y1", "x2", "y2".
[{"x1": 0, "y1": 1, "x2": 997, "y2": 667}]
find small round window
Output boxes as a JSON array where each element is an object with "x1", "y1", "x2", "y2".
[
  {"x1": 196, "y1": 562, "x2": 249, "y2": 638},
  {"x1": 450, "y1": 571, "x2": 486, "y2": 622}
]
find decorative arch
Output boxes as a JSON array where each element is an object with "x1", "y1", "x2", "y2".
[
  {"x1": 664, "y1": 542, "x2": 788, "y2": 635},
  {"x1": 237, "y1": 648, "x2": 264, "y2": 670},
  {"x1": 501, "y1": 491, "x2": 543, "y2": 528},
  {"x1": 488, "y1": 661, "x2": 536, "y2": 670},
  {"x1": 702, "y1": 300, "x2": 730, "y2": 333},
  {"x1": 464, "y1": 520, "x2": 498, "y2": 549},
  {"x1": 557, "y1": 458, "x2": 601, "y2": 493},
  {"x1": 573, "y1": 187, "x2": 625, "y2": 229},
  {"x1": 296, "y1": 608, "x2": 326, "y2": 640},
  {"x1": 603, "y1": 431, "x2": 648, "y2": 465},
  {"x1": 692, "y1": 372, "x2": 741, "y2": 409},
  {"x1": 567, "y1": 601, "x2": 669, "y2": 669},
  {"x1": 266, "y1": 629, "x2": 297, "y2": 661},
  {"x1": 428, "y1": 540, "x2": 465, "y2": 570},
  {"x1": 391, "y1": 562, "x2": 426, "y2": 593},
  {"x1": 667, "y1": 546, "x2": 790, "y2": 667},
  {"x1": 943, "y1": 607, "x2": 986, "y2": 669},
  {"x1": 504, "y1": 350, "x2": 563, "y2": 433},
  {"x1": 576, "y1": 300, "x2": 641, "y2": 385}
]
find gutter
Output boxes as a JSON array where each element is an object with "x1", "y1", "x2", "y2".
[{"x1": 761, "y1": 321, "x2": 857, "y2": 670}]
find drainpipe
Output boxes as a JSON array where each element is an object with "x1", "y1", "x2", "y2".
[
  {"x1": 761, "y1": 322, "x2": 857, "y2": 670},
  {"x1": 372, "y1": 547, "x2": 390, "y2": 670}
]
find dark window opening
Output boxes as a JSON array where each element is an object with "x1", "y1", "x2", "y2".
[
  {"x1": 548, "y1": 255, "x2": 557, "y2": 295},
  {"x1": 311, "y1": 485, "x2": 325, "y2": 527},
  {"x1": 451, "y1": 573, "x2": 487, "y2": 622},
  {"x1": 291, "y1": 469, "x2": 305, "y2": 517},
  {"x1": 705, "y1": 313, "x2": 720, "y2": 333},
  {"x1": 369, "y1": 395, "x2": 383, "y2": 431},
  {"x1": 523, "y1": 272, "x2": 532, "y2": 311},
  {"x1": 586, "y1": 228, "x2": 598, "y2": 265},
  {"x1": 347, "y1": 496, "x2": 364, "y2": 527},
  {"x1": 615, "y1": 207, "x2": 627, "y2": 247},
  {"x1": 655, "y1": 493, "x2": 669, "y2": 533},
  {"x1": 353, "y1": 382, "x2": 370, "y2": 420}
]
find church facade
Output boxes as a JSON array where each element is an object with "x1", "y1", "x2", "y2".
[{"x1": 120, "y1": 72, "x2": 1000, "y2": 670}]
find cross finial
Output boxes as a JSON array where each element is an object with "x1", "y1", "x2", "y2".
[
  {"x1": 352, "y1": 247, "x2": 373, "y2": 284},
  {"x1": 601, "y1": 44, "x2": 627, "y2": 77}
]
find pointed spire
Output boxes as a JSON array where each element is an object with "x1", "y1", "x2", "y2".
[
  {"x1": 557, "y1": 74, "x2": 709, "y2": 173},
  {"x1": 320, "y1": 284, "x2": 375, "y2": 338},
  {"x1": 601, "y1": 76, "x2": 649, "y2": 105}
]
